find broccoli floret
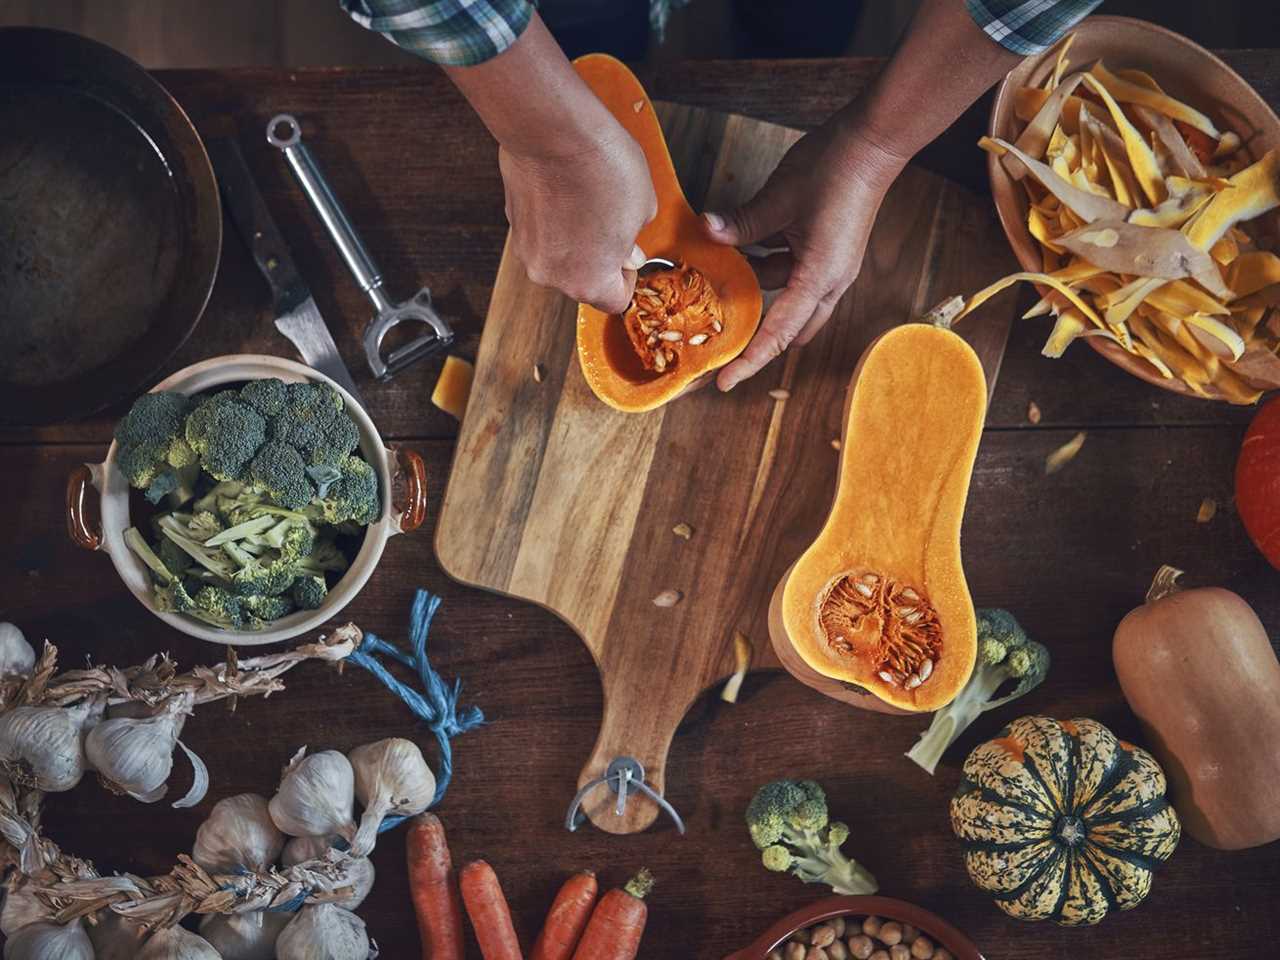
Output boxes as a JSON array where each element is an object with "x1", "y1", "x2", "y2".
[
  {"x1": 221, "y1": 541, "x2": 297, "y2": 597},
  {"x1": 193, "y1": 480, "x2": 246, "y2": 516},
  {"x1": 241, "y1": 593, "x2": 295, "y2": 623},
  {"x1": 157, "y1": 537, "x2": 193, "y2": 577},
  {"x1": 268, "y1": 381, "x2": 359, "y2": 467},
  {"x1": 186, "y1": 510, "x2": 223, "y2": 542},
  {"x1": 239, "y1": 378, "x2": 289, "y2": 417},
  {"x1": 189, "y1": 585, "x2": 244, "y2": 629},
  {"x1": 184, "y1": 391, "x2": 267, "y2": 482},
  {"x1": 153, "y1": 579, "x2": 197, "y2": 615},
  {"x1": 745, "y1": 780, "x2": 877, "y2": 895},
  {"x1": 124, "y1": 526, "x2": 179, "y2": 585},
  {"x1": 248, "y1": 441, "x2": 315, "y2": 510},
  {"x1": 155, "y1": 514, "x2": 240, "y2": 581},
  {"x1": 273, "y1": 522, "x2": 317, "y2": 563},
  {"x1": 304, "y1": 455, "x2": 380, "y2": 526},
  {"x1": 113, "y1": 392, "x2": 198, "y2": 503},
  {"x1": 292, "y1": 574, "x2": 328, "y2": 610},
  {"x1": 295, "y1": 538, "x2": 349, "y2": 575},
  {"x1": 905, "y1": 609, "x2": 1051, "y2": 774}
]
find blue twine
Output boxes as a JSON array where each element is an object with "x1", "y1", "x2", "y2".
[{"x1": 346, "y1": 589, "x2": 484, "y2": 822}]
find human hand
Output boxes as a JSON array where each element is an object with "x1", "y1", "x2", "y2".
[
  {"x1": 500, "y1": 121, "x2": 657, "y2": 315},
  {"x1": 704, "y1": 118, "x2": 907, "y2": 390}
]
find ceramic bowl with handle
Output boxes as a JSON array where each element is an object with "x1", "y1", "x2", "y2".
[
  {"x1": 987, "y1": 15, "x2": 1280, "y2": 400},
  {"x1": 66, "y1": 354, "x2": 427, "y2": 646},
  {"x1": 725, "y1": 895, "x2": 985, "y2": 960}
]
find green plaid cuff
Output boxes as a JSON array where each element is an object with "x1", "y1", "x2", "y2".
[
  {"x1": 341, "y1": 0, "x2": 535, "y2": 67},
  {"x1": 966, "y1": 0, "x2": 1103, "y2": 55}
]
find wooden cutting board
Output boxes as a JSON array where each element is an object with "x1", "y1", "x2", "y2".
[{"x1": 437, "y1": 101, "x2": 1016, "y2": 834}]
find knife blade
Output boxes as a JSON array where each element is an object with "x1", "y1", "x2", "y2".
[{"x1": 205, "y1": 132, "x2": 365, "y2": 407}]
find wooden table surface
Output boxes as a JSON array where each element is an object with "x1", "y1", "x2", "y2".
[{"x1": 2, "y1": 55, "x2": 1278, "y2": 960}]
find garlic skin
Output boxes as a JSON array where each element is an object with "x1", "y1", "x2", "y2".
[
  {"x1": 199, "y1": 910, "x2": 292, "y2": 960},
  {"x1": 319, "y1": 855, "x2": 376, "y2": 911},
  {"x1": 2, "y1": 918, "x2": 93, "y2": 960},
  {"x1": 0, "y1": 878, "x2": 47, "y2": 936},
  {"x1": 193, "y1": 793, "x2": 285, "y2": 874},
  {"x1": 276, "y1": 902, "x2": 370, "y2": 960},
  {"x1": 0, "y1": 701, "x2": 99, "y2": 792},
  {"x1": 135, "y1": 924, "x2": 221, "y2": 959},
  {"x1": 269, "y1": 749, "x2": 357, "y2": 842},
  {"x1": 84, "y1": 693, "x2": 191, "y2": 802},
  {"x1": 0, "y1": 624, "x2": 35, "y2": 677},
  {"x1": 348, "y1": 738, "x2": 435, "y2": 856},
  {"x1": 87, "y1": 910, "x2": 148, "y2": 960},
  {"x1": 281, "y1": 834, "x2": 337, "y2": 867}
]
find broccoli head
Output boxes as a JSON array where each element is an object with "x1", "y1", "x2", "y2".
[
  {"x1": 292, "y1": 575, "x2": 328, "y2": 610},
  {"x1": 268, "y1": 381, "x2": 359, "y2": 467},
  {"x1": 189, "y1": 585, "x2": 244, "y2": 630},
  {"x1": 221, "y1": 541, "x2": 297, "y2": 597},
  {"x1": 239, "y1": 378, "x2": 289, "y2": 417},
  {"x1": 746, "y1": 780, "x2": 877, "y2": 895},
  {"x1": 185, "y1": 391, "x2": 267, "y2": 482},
  {"x1": 248, "y1": 441, "x2": 315, "y2": 510},
  {"x1": 304, "y1": 455, "x2": 380, "y2": 525},
  {"x1": 241, "y1": 593, "x2": 295, "y2": 622},
  {"x1": 905, "y1": 608, "x2": 1051, "y2": 775},
  {"x1": 114, "y1": 392, "x2": 198, "y2": 503}
]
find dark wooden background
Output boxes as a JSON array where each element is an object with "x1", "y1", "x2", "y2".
[{"x1": 1, "y1": 58, "x2": 1277, "y2": 959}]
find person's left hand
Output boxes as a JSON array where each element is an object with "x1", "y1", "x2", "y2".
[{"x1": 703, "y1": 115, "x2": 908, "y2": 391}]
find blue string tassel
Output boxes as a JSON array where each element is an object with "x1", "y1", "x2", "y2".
[{"x1": 346, "y1": 589, "x2": 484, "y2": 828}]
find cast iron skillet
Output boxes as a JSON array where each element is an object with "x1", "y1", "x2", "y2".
[{"x1": 0, "y1": 28, "x2": 221, "y2": 427}]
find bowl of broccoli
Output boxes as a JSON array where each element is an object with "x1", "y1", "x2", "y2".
[{"x1": 69, "y1": 355, "x2": 427, "y2": 644}]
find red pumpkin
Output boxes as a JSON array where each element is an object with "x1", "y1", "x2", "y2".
[{"x1": 1237, "y1": 397, "x2": 1280, "y2": 569}]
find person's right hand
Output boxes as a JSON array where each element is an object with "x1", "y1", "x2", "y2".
[{"x1": 499, "y1": 120, "x2": 657, "y2": 315}]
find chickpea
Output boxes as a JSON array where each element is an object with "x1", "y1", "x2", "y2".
[
  {"x1": 848, "y1": 935, "x2": 876, "y2": 960},
  {"x1": 805, "y1": 947, "x2": 829, "y2": 960},
  {"x1": 791, "y1": 928, "x2": 811, "y2": 945},
  {"x1": 786, "y1": 942, "x2": 806, "y2": 960},
  {"x1": 828, "y1": 940, "x2": 849, "y2": 960},
  {"x1": 879, "y1": 922, "x2": 904, "y2": 946},
  {"x1": 900, "y1": 924, "x2": 918, "y2": 945},
  {"x1": 832, "y1": 916, "x2": 847, "y2": 938},
  {"x1": 810, "y1": 925, "x2": 837, "y2": 948},
  {"x1": 933, "y1": 950, "x2": 953, "y2": 960},
  {"x1": 870, "y1": 951, "x2": 891, "y2": 960},
  {"x1": 768, "y1": 952, "x2": 784, "y2": 960},
  {"x1": 910, "y1": 936, "x2": 934, "y2": 959},
  {"x1": 861, "y1": 917, "x2": 882, "y2": 938},
  {"x1": 889, "y1": 945, "x2": 911, "y2": 960}
]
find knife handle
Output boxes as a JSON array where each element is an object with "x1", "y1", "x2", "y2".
[{"x1": 207, "y1": 133, "x2": 309, "y2": 313}]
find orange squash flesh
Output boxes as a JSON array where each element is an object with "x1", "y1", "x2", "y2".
[
  {"x1": 771, "y1": 324, "x2": 985, "y2": 712},
  {"x1": 573, "y1": 54, "x2": 762, "y2": 412}
]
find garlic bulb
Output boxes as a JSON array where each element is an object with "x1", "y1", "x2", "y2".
[
  {"x1": 87, "y1": 910, "x2": 148, "y2": 960},
  {"x1": 269, "y1": 748, "x2": 357, "y2": 842},
  {"x1": 276, "y1": 903, "x2": 370, "y2": 960},
  {"x1": 0, "y1": 700, "x2": 100, "y2": 792},
  {"x1": 319, "y1": 855, "x2": 376, "y2": 911},
  {"x1": 2, "y1": 918, "x2": 93, "y2": 960},
  {"x1": 0, "y1": 878, "x2": 48, "y2": 935},
  {"x1": 193, "y1": 793, "x2": 285, "y2": 874},
  {"x1": 348, "y1": 738, "x2": 435, "y2": 856},
  {"x1": 84, "y1": 692, "x2": 192, "y2": 802},
  {"x1": 199, "y1": 910, "x2": 291, "y2": 960},
  {"x1": 135, "y1": 924, "x2": 221, "y2": 959},
  {"x1": 0, "y1": 624, "x2": 35, "y2": 677},
  {"x1": 281, "y1": 834, "x2": 336, "y2": 867}
]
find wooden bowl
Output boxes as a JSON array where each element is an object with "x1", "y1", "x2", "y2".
[
  {"x1": 987, "y1": 15, "x2": 1280, "y2": 400},
  {"x1": 723, "y1": 895, "x2": 985, "y2": 960}
]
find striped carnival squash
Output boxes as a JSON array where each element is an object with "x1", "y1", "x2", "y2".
[{"x1": 951, "y1": 716, "x2": 1180, "y2": 925}]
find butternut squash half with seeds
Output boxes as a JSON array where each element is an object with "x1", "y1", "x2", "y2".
[
  {"x1": 572, "y1": 54, "x2": 762, "y2": 412},
  {"x1": 770, "y1": 324, "x2": 985, "y2": 712}
]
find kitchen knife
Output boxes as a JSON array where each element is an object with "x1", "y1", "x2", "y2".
[{"x1": 206, "y1": 134, "x2": 366, "y2": 407}]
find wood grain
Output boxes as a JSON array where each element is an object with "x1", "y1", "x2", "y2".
[{"x1": 438, "y1": 99, "x2": 1017, "y2": 833}]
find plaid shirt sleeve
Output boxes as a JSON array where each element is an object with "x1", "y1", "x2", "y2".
[
  {"x1": 340, "y1": 0, "x2": 535, "y2": 67},
  {"x1": 965, "y1": 0, "x2": 1104, "y2": 55}
]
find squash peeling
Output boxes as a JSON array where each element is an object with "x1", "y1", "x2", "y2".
[
  {"x1": 1080, "y1": 74, "x2": 1166, "y2": 205},
  {"x1": 1227, "y1": 251, "x2": 1280, "y2": 298},
  {"x1": 1008, "y1": 74, "x2": 1087, "y2": 179},
  {"x1": 1089, "y1": 61, "x2": 1220, "y2": 138},
  {"x1": 1057, "y1": 220, "x2": 1232, "y2": 301},
  {"x1": 1185, "y1": 149, "x2": 1280, "y2": 251},
  {"x1": 982, "y1": 136, "x2": 1128, "y2": 222}
]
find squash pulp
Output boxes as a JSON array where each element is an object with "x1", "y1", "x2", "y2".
[
  {"x1": 772, "y1": 324, "x2": 985, "y2": 712},
  {"x1": 572, "y1": 54, "x2": 762, "y2": 412}
]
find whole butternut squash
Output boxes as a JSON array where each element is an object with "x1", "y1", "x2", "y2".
[{"x1": 1113, "y1": 565, "x2": 1280, "y2": 850}]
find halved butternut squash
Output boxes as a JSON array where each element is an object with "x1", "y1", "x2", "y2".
[
  {"x1": 573, "y1": 54, "x2": 762, "y2": 412},
  {"x1": 769, "y1": 324, "x2": 985, "y2": 712}
]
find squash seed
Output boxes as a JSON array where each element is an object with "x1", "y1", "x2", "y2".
[
  {"x1": 1045, "y1": 431, "x2": 1086, "y2": 475},
  {"x1": 652, "y1": 589, "x2": 683, "y2": 608},
  {"x1": 1196, "y1": 497, "x2": 1217, "y2": 523},
  {"x1": 532, "y1": 362, "x2": 545, "y2": 383},
  {"x1": 831, "y1": 438, "x2": 842, "y2": 450},
  {"x1": 632, "y1": 99, "x2": 644, "y2": 113},
  {"x1": 672, "y1": 522, "x2": 693, "y2": 540},
  {"x1": 659, "y1": 330, "x2": 683, "y2": 342},
  {"x1": 769, "y1": 388, "x2": 790, "y2": 401},
  {"x1": 1027, "y1": 401, "x2": 1042, "y2": 424},
  {"x1": 687, "y1": 333, "x2": 708, "y2": 345}
]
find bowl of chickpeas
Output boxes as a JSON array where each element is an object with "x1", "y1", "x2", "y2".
[{"x1": 724, "y1": 896, "x2": 984, "y2": 960}]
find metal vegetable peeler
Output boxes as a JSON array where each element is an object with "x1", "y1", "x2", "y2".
[
  {"x1": 564, "y1": 756, "x2": 686, "y2": 835},
  {"x1": 267, "y1": 114, "x2": 454, "y2": 380}
]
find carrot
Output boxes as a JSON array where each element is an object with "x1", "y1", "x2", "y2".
[
  {"x1": 406, "y1": 813, "x2": 465, "y2": 960},
  {"x1": 570, "y1": 869, "x2": 654, "y2": 960},
  {"x1": 530, "y1": 871, "x2": 598, "y2": 960},
  {"x1": 460, "y1": 859, "x2": 524, "y2": 960}
]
